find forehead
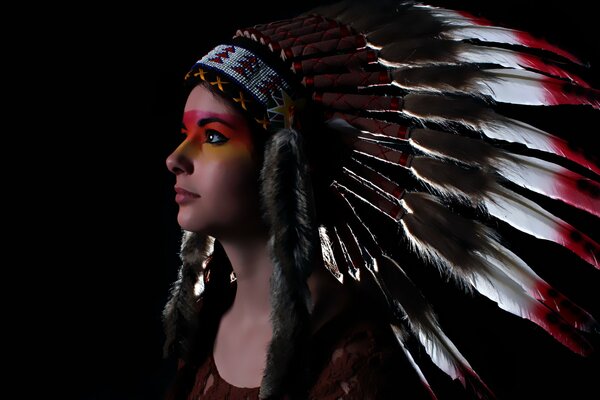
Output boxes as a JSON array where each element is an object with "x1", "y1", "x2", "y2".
[
  {"x1": 184, "y1": 84, "x2": 236, "y2": 114},
  {"x1": 182, "y1": 84, "x2": 249, "y2": 130}
]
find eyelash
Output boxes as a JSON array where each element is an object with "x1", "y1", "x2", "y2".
[{"x1": 205, "y1": 129, "x2": 229, "y2": 145}]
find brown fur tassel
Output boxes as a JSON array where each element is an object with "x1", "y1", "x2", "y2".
[
  {"x1": 162, "y1": 232, "x2": 214, "y2": 359},
  {"x1": 259, "y1": 128, "x2": 318, "y2": 399}
]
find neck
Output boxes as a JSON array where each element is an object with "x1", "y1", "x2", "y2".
[{"x1": 218, "y1": 231, "x2": 273, "y2": 322}]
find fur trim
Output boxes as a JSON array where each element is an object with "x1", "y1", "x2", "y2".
[
  {"x1": 162, "y1": 232, "x2": 214, "y2": 359},
  {"x1": 259, "y1": 128, "x2": 318, "y2": 399}
]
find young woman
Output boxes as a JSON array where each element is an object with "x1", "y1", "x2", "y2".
[
  {"x1": 162, "y1": 1, "x2": 599, "y2": 399},
  {"x1": 163, "y1": 79, "x2": 423, "y2": 399}
]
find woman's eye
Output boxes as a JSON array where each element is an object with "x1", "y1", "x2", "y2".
[{"x1": 206, "y1": 129, "x2": 229, "y2": 144}]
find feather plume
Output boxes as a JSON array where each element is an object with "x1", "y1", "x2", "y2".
[
  {"x1": 482, "y1": 187, "x2": 600, "y2": 269},
  {"x1": 403, "y1": 93, "x2": 600, "y2": 176},
  {"x1": 390, "y1": 323, "x2": 440, "y2": 400},
  {"x1": 401, "y1": 155, "x2": 600, "y2": 268},
  {"x1": 409, "y1": 127, "x2": 503, "y2": 167},
  {"x1": 328, "y1": 118, "x2": 600, "y2": 267},
  {"x1": 409, "y1": 128, "x2": 600, "y2": 217},
  {"x1": 412, "y1": 4, "x2": 585, "y2": 65},
  {"x1": 391, "y1": 67, "x2": 599, "y2": 108},
  {"x1": 483, "y1": 241, "x2": 599, "y2": 333},
  {"x1": 375, "y1": 254, "x2": 494, "y2": 398},
  {"x1": 493, "y1": 153, "x2": 600, "y2": 218},
  {"x1": 380, "y1": 37, "x2": 585, "y2": 77},
  {"x1": 330, "y1": 212, "x2": 487, "y2": 397},
  {"x1": 364, "y1": 8, "x2": 447, "y2": 45},
  {"x1": 334, "y1": 171, "x2": 597, "y2": 351},
  {"x1": 399, "y1": 192, "x2": 594, "y2": 355}
]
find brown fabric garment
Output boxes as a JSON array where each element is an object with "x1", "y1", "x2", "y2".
[{"x1": 182, "y1": 305, "x2": 428, "y2": 400}]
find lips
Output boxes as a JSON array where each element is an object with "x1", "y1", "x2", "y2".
[{"x1": 174, "y1": 186, "x2": 200, "y2": 204}]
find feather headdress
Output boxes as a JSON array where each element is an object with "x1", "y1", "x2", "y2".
[{"x1": 163, "y1": 1, "x2": 599, "y2": 398}]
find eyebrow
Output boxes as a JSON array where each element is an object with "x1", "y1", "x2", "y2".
[{"x1": 198, "y1": 117, "x2": 234, "y2": 129}]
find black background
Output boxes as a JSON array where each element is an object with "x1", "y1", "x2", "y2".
[{"x1": 18, "y1": 1, "x2": 599, "y2": 399}]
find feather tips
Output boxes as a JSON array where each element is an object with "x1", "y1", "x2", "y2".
[
  {"x1": 493, "y1": 153, "x2": 600, "y2": 218},
  {"x1": 399, "y1": 192, "x2": 594, "y2": 355},
  {"x1": 376, "y1": 254, "x2": 494, "y2": 397}
]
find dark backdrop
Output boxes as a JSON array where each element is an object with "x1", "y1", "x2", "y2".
[{"x1": 26, "y1": 1, "x2": 599, "y2": 399}]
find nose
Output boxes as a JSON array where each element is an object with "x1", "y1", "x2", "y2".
[{"x1": 166, "y1": 140, "x2": 194, "y2": 175}]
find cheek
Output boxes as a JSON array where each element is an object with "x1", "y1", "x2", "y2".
[
  {"x1": 198, "y1": 145, "x2": 260, "y2": 210},
  {"x1": 203, "y1": 140, "x2": 255, "y2": 164}
]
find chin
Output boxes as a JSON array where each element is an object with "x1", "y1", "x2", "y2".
[{"x1": 177, "y1": 211, "x2": 210, "y2": 233}]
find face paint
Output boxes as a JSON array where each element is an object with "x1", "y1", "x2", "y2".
[
  {"x1": 181, "y1": 109, "x2": 255, "y2": 163},
  {"x1": 166, "y1": 84, "x2": 266, "y2": 234}
]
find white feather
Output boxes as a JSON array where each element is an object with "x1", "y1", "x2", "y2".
[
  {"x1": 400, "y1": 66, "x2": 585, "y2": 107},
  {"x1": 390, "y1": 324, "x2": 439, "y2": 399},
  {"x1": 393, "y1": 65, "x2": 556, "y2": 106},
  {"x1": 483, "y1": 187, "x2": 563, "y2": 244},
  {"x1": 401, "y1": 82, "x2": 596, "y2": 174},
  {"x1": 404, "y1": 106, "x2": 595, "y2": 174},
  {"x1": 481, "y1": 116, "x2": 600, "y2": 176},
  {"x1": 470, "y1": 69, "x2": 551, "y2": 105},
  {"x1": 493, "y1": 153, "x2": 600, "y2": 217},
  {"x1": 483, "y1": 69, "x2": 597, "y2": 107},
  {"x1": 416, "y1": 327, "x2": 471, "y2": 383},
  {"x1": 402, "y1": 105, "x2": 556, "y2": 155},
  {"x1": 480, "y1": 115, "x2": 561, "y2": 155},
  {"x1": 482, "y1": 185, "x2": 600, "y2": 266},
  {"x1": 380, "y1": 45, "x2": 523, "y2": 69},
  {"x1": 378, "y1": 253, "x2": 488, "y2": 393},
  {"x1": 398, "y1": 194, "x2": 592, "y2": 353},
  {"x1": 446, "y1": 25, "x2": 521, "y2": 43},
  {"x1": 480, "y1": 244, "x2": 543, "y2": 297},
  {"x1": 467, "y1": 265, "x2": 538, "y2": 319},
  {"x1": 411, "y1": 5, "x2": 476, "y2": 26},
  {"x1": 482, "y1": 243, "x2": 599, "y2": 331},
  {"x1": 412, "y1": 4, "x2": 583, "y2": 65},
  {"x1": 457, "y1": 46, "x2": 523, "y2": 67}
]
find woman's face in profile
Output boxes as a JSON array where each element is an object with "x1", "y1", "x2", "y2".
[{"x1": 166, "y1": 84, "x2": 263, "y2": 236}]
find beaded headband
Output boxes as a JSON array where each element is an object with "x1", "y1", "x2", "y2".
[{"x1": 185, "y1": 41, "x2": 305, "y2": 132}]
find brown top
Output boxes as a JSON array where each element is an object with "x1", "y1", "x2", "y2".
[{"x1": 183, "y1": 308, "x2": 428, "y2": 400}]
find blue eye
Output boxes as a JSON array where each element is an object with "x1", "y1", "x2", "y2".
[{"x1": 206, "y1": 129, "x2": 229, "y2": 144}]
